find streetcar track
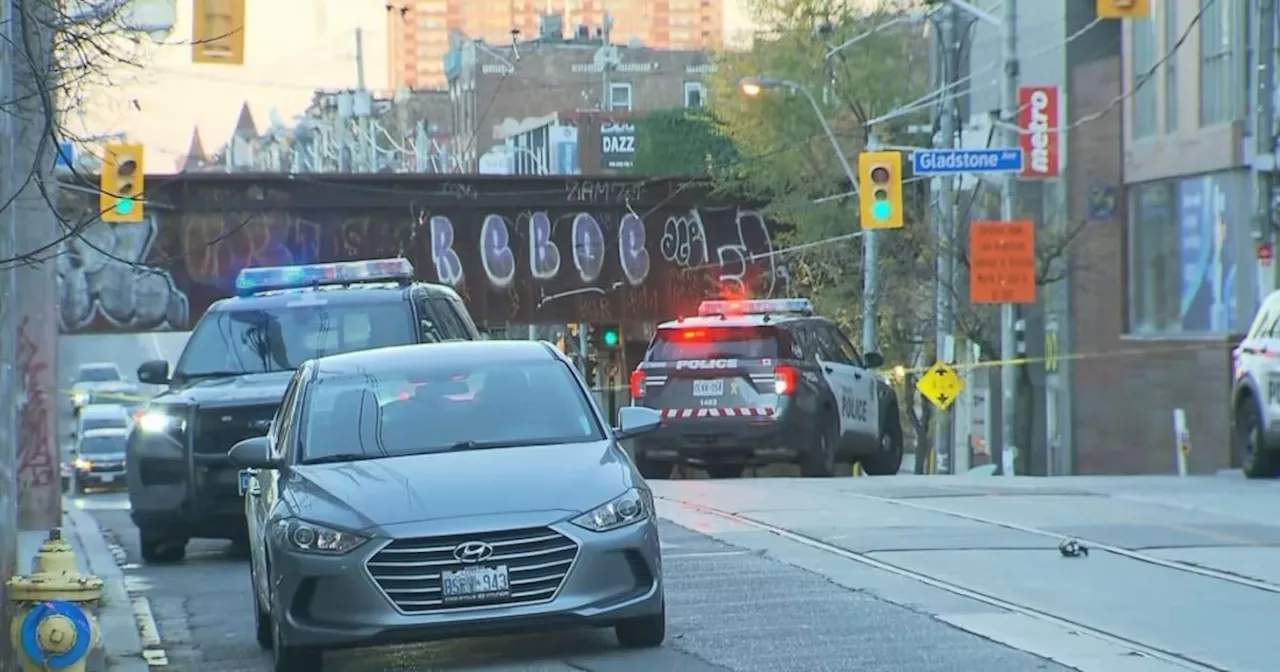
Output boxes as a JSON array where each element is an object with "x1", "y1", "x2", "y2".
[
  {"x1": 844, "y1": 493, "x2": 1280, "y2": 593},
  {"x1": 658, "y1": 495, "x2": 1229, "y2": 672}
]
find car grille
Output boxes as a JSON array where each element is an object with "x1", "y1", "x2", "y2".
[
  {"x1": 88, "y1": 461, "x2": 125, "y2": 472},
  {"x1": 196, "y1": 405, "x2": 276, "y2": 455},
  {"x1": 366, "y1": 527, "x2": 579, "y2": 613}
]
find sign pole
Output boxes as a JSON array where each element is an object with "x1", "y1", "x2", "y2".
[
  {"x1": 933, "y1": 3, "x2": 958, "y2": 475},
  {"x1": 997, "y1": 0, "x2": 1020, "y2": 476}
]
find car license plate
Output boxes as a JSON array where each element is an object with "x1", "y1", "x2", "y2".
[
  {"x1": 441, "y1": 565, "x2": 511, "y2": 603},
  {"x1": 100, "y1": 474, "x2": 115, "y2": 483},
  {"x1": 692, "y1": 379, "x2": 724, "y2": 397},
  {"x1": 238, "y1": 470, "x2": 252, "y2": 496}
]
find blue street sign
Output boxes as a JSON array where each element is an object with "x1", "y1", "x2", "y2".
[
  {"x1": 54, "y1": 141, "x2": 74, "y2": 170},
  {"x1": 912, "y1": 148, "x2": 1024, "y2": 175}
]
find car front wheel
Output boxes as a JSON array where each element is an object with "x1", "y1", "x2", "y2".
[
  {"x1": 615, "y1": 603, "x2": 666, "y2": 648},
  {"x1": 272, "y1": 607, "x2": 323, "y2": 671},
  {"x1": 1238, "y1": 399, "x2": 1279, "y2": 479}
]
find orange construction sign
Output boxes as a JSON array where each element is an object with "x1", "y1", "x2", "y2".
[{"x1": 969, "y1": 220, "x2": 1036, "y2": 304}]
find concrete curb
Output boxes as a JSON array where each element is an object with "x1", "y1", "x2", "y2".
[{"x1": 64, "y1": 504, "x2": 152, "y2": 672}]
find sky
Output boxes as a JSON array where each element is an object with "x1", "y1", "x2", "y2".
[{"x1": 75, "y1": 0, "x2": 389, "y2": 171}]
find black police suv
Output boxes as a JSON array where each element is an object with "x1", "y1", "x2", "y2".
[
  {"x1": 127, "y1": 258, "x2": 481, "y2": 563},
  {"x1": 628, "y1": 299, "x2": 903, "y2": 479}
]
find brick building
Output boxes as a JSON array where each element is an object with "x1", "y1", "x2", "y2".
[{"x1": 445, "y1": 15, "x2": 714, "y2": 173}]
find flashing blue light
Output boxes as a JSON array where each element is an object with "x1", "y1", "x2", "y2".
[
  {"x1": 698, "y1": 298, "x2": 815, "y2": 317},
  {"x1": 234, "y1": 258, "x2": 416, "y2": 296}
]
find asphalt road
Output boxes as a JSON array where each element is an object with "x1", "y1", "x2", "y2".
[{"x1": 64, "y1": 333, "x2": 1071, "y2": 672}]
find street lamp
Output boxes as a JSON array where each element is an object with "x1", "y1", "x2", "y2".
[{"x1": 737, "y1": 75, "x2": 879, "y2": 355}]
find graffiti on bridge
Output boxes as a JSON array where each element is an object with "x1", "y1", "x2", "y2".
[
  {"x1": 54, "y1": 177, "x2": 786, "y2": 331},
  {"x1": 16, "y1": 316, "x2": 55, "y2": 498}
]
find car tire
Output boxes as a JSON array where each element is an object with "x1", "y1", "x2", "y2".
[
  {"x1": 861, "y1": 413, "x2": 904, "y2": 476},
  {"x1": 272, "y1": 610, "x2": 322, "y2": 671},
  {"x1": 799, "y1": 413, "x2": 838, "y2": 477},
  {"x1": 251, "y1": 559, "x2": 273, "y2": 650},
  {"x1": 1237, "y1": 398, "x2": 1280, "y2": 479},
  {"x1": 139, "y1": 529, "x2": 187, "y2": 564},
  {"x1": 704, "y1": 465, "x2": 744, "y2": 479},
  {"x1": 615, "y1": 604, "x2": 666, "y2": 648},
  {"x1": 634, "y1": 455, "x2": 672, "y2": 480}
]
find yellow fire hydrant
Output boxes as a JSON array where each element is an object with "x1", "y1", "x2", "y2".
[{"x1": 6, "y1": 529, "x2": 103, "y2": 672}]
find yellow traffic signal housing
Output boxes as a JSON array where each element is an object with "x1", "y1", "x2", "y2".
[
  {"x1": 1096, "y1": 0, "x2": 1149, "y2": 19},
  {"x1": 858, "y1": 150, "x2": 904, "y2": 230},
  {"x1": 100, "y1": 143, "x2": 144, "y2": 223},
  {"x1": 192, "y1": 0, "x2": 247, "y2": 65}
]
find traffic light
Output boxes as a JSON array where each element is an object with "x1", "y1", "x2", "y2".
[
  {"x1": 594, "y1": 323, "x2": 621, "y2": 349},
  {"x1": 858, "y1": 150, "x2": 903, "y2": 229},
  {"x1": 1096, "y1": 0, "x2": 1149, "y2": 19},
  {"x1": 192, "y1": 0, "x2": 247, "y2": 65},
  {"x1": 100, "y1": 143, "x2": 144, "y2": 223}
]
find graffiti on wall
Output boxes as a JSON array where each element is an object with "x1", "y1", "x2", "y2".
[
  {"x1": 16, "y1": 317, "x2": 55, "y2": 493},
  {"x1": 56, "y1": 215, "x2": 191, "y2": 332},
  {"x1": 55, "y1": 177, "x2": 785, "y2": 332}
]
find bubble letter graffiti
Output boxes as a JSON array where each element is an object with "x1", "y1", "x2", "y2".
[
  {"x1": 572, "y1": 213, "x2": 605, "y2": 283},
  {"x1": 619, "y1": 212, "x2": 650, "y2": 286},
  {"x1": 528, "y1": 211, "x2": 561, "y2": 280},
  {"x1": 430, "y1": 215, "x2": 464, "y2": 286},
  {"x1": 480, "y1": 214, "x2": 516, "y2": 287}
]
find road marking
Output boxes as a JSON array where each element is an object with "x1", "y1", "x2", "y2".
[
  {"x1": 663, "y1": 550, "x2": 751, "y2": 559},
  {"x1": 132, "y1": 595, "x2": 169, "y2": 666}
]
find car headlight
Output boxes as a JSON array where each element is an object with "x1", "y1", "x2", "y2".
[
  {"x1": 71, "y1": 392, "x2": 88, "y2": 406},
  {"x1": 74, "y1": 458, "x2": 91, "y2": 470},
  {"x1": 137, "y1": 410, "x2": 184, "y2": 434},
  {"x1": 270, "y1": 518, "x2": 366, "y2": 554},
  {"x1": 571, "y1": 488, "x2": 653, "y2": 532}
]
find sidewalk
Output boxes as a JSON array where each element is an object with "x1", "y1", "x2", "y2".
[{"x1": 17, "y1": 500, "x2": 149, "y2": 672}]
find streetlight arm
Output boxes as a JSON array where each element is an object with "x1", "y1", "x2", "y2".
[{"x1": 781, "y1": 79, "x2": 860, "y2": 196}]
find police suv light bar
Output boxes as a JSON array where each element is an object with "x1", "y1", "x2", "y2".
[
  {"x1": 235, "y1": 258, "x2": 416, "y2": 296},
  {"x1": 698, "y1": 298, "x2": 815, "y2": 317}
]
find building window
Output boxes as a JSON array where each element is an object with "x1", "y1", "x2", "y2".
[
  {"x1": 1128, "y1": 173, "x2": 1247, "y2": 335},
  {"x1": 1130, "y1": 17, "x2": 1157, "y2": 138},
  {"x1": 609, "y1": 83, "x2": 633, "y2": 111},
  {"x1": 1199, "y1": 0, "x2": 1233, "y2": 125},
  {"x1": 1162, "y1": 1, "x2": 1177, "y2": 132},
  {"x1": 684, "y1": 82, "x2": 705, "y2": 107}
]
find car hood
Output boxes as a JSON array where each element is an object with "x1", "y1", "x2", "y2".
[
  {"x1": 80, "y1": 452, "x2": 126, "y2": 463},
  {"x1": 161, "y1": 371, "x2": 294, "y2": 407},
  {"x1": 284, "y1": 440, "x2": 637, "y2": 531},
  {"x1": 72, "y1": 381, "x2": 138, "y2": 394}
]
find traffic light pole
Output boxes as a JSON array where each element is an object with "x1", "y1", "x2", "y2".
[
  {"x1": 997, "y1": 0, "x2": 1020, "y2": 476},
  {"x1": 933, "y1": 4, "x2": 958, "y2": 475},
  {"x1": 861, "y1": 137, "x2": 880, "y2": 355}
]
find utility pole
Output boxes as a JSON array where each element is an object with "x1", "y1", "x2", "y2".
[
  {"x1": 600, "y1": 12, "x2": 614, "y2": 110},
  {"x1": 934, "y1": 4, "x2": 958, "y2": 475},
  {"x1": 354, "y1": 27, "x2": 372, "y2": 172},
  {"x1": 2, "y1": 1, "x2": 60, "y2": 669},
  {"x1": 862, "y1": 145, "x2": 880, "y2": 355},
  {"x1": 1255, "y1": 0, "x2": 1276, "y2": 291},
  {"x1": 997, "y1": 0, "x2": 1020, "y2": 476}
]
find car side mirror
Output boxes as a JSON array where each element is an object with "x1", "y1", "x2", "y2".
[
  {"x1": 615, "y1": 406, "x2": 661, "y2": 440},
  {"x1": 228, "y1": 437, "x2": 279, "y2": 469},
  {"x1": 137, "y1": 360, "x2": 170, "y2": 385},
  {"x1": 863, "y1": 352, "x2": 885, "y2": 369}
]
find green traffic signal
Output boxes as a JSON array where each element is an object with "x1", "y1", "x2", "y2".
[
  {"x1": 872, "y1": 200, "x2": 892, "y2": 220},
  {"x1": 602, "y1": 328, "x2": 619, "y2": 347},
  {"x1": 115, "y1": 198, "x2": 135, "y2": 215}
]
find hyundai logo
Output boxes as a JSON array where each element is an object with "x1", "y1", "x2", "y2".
[{"x1": 452, "y1": 541, "x2": 494, "y2": 564}]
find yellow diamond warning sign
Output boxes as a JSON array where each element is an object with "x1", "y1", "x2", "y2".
[{"x1": 917, "y1": 361, "x2": 965, "y2": 411}]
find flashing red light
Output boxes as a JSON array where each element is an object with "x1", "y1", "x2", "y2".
[
  {"x1": 773, "y1": 365, "x2": 799, "y2": 395},
  {"x1": 630, "y1": 370, "x2": 647, "y2": 399},
  {"x1": 681, "y1": 330, "x2": 706, "y2": 340}
]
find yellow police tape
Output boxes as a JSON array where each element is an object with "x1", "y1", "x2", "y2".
[{"x1": 878, "y1": 341, "x2": 1224, "y2": 380}]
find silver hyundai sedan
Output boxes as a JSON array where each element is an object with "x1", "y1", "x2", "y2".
[{"x1": 229, "y1": 340, "x2": 666, "y2": 671}]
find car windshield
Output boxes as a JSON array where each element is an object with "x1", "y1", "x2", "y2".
[
  {"x1": 76, "y1": 365, "x2": 120, "y2": 383},
  {"x1": 82, "y1": 418, "x2": 126, "y2": 432},
  {"x1": 174, "y1": 303, "x2": 415, "y2": 378},
  {"x1": 299, "y1": 359, "x2": 603, "y2": 463},
  {"x1": 647, "y1": 326, "x2": 779, "y2": 360},
  {"x1": 79, "y1": 435, "x2": 126, "y2": 455}
]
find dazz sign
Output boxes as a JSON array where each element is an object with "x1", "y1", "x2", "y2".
[
  {"x1": 602, "y1": 135, "x2": 635, "y2": 153},
  {"x1": 1017, "y1": 85, "x2": 1060, "y2": 179}
]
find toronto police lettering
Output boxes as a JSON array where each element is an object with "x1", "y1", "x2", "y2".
[
  {"x1": 675, "y1": 359, "x2": 738, "y2": 370},
  {"x1": 840, "y1": 386, "x2": 868, "y2": 422}
]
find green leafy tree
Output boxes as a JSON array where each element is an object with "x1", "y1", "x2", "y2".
[
  {"x1": 706, "y1": 0, "x2": 937, "y2": 468},
  {"x1": 631, "y1": 108, "x2": 739, "y2": 175}
]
